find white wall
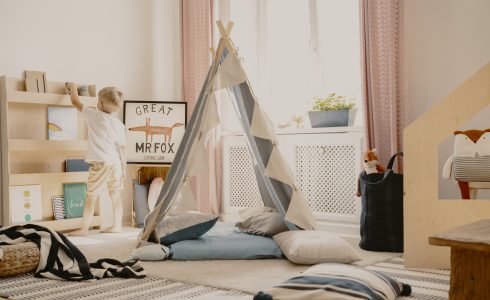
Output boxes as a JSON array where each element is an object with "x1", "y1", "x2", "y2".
[
  {"x1": 405, "y1": 0, "x2": 490, "y2": 199},
  {"x1": 0, "y1": 0, "x2": 182, "y2": 223},
  {"x1": 406, "y1": 0, "x2": 490, "y2": 122}
]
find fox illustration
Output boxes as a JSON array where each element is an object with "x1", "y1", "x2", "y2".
[{"x1": 129, "y1": 118, "x2": 184, "y2": 143}]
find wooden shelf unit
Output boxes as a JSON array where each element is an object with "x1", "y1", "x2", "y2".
[{"x1": 0, "y1": 76, "x2": 98, "y2": 230}]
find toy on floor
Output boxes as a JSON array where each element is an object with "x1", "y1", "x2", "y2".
[
  {"x1": 442, "y1": 129, "x2": 490, "y2": 199},
  {"x1": 356, "y1": 149, "x2": 385, "y2": 197}
]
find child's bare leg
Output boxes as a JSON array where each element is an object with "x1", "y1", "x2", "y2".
[
  {"x1": 101, "y1": 190, "x2": 123, "y2": 233},
  {"x1": 69, "y1": 193, "x2": 99, "y2": 236}
]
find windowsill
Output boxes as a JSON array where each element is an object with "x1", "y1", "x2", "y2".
[{"x1": 221, "y1": 126, "x2": 363, "y2": 136}]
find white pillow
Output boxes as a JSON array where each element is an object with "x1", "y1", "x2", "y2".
[
  {"x1": 147, "y1": 178, "x2": 164, "y2": 212},
  {"x1": 273, "y1": 230, "x2": 361, "y2": 265},
  {"x1": 130, "y1": 243, "x2": 170, "y2": 261}
]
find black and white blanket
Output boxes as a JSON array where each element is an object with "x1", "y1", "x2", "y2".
[{"x1": 0, "y1": 224, "x2": 145, "y2": 281}]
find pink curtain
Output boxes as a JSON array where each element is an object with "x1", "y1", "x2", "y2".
[
  {"x1": 181, "y1": 0, "x2": 221, "y2": 214},
  {"x1": 360, "y1": 0, "x2": 405, "y2": 171}
]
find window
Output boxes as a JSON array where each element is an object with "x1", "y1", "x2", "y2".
[{"x1": 216, "y1": 0, "x2": 362, "y2": 131}]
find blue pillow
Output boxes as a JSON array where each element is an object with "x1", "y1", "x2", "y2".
[
  {"x1": 133, "y1": 181, "x2": 150, "y2": 227},
  {"x1": 170, "y1": 222, "x2": 283, "y2": 260},
  {"x1": 154, "y1": 211, "x2": 219, "y2": 246}
]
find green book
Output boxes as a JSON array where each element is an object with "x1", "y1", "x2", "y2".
[{"x1": 63, "y1": 183, "x2": 87, "y2": 219}]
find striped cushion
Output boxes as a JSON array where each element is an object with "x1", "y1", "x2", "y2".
[
  {"x1": 453, "y1": 156, "x2": 490, "y2": 182},
  {"x1": 255, "y1": 263, "x2": 411, "y2": 300}
]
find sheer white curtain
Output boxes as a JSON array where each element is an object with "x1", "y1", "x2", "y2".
[{"x1": 220, "y1": 0, "x2": 362, "y2": 130}]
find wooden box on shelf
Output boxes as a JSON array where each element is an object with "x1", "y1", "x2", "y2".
[{"x1": 0, "y1": 76, "x2": 100, "y2": 231}]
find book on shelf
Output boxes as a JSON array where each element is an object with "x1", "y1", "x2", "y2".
[
  {"x1": 52, "y1": 195, "x2": 65, "y2": 220},
  {"x1": 63, "y1": 183, "x2": 87, "y2": 219},
  {"x1": 48, "y1": 107, "x2": 77, "y2": 140},
  {"x1": 25, "y1": 70, "x2": 47, "y2": 93},
  {"x1": 9, "y1": 185, "x2": 42, "y2": 224},
  {"x1": 65, "y1": 159, "x2": 90, "y2": 172}
]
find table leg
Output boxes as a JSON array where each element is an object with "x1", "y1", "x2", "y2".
[{"x1": 449, "y1": 247, "x2": 490, "y2": 300}]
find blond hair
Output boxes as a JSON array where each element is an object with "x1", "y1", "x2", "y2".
[{"x1": 98, "y1": 87, "x2": 123, "y2": 113}]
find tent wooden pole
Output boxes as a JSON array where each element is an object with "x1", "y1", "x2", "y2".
[
  {"x1": 217, "y1": 20, "x2": 227, "y2": 38},
  {"x1": 225, "y1": 21, "x2": 234, "y2": 36},
  {"x1": 216, "y1": 20, "x2": 234, "y2": 38}
]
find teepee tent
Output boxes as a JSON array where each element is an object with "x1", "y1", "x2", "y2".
[{"x1": 138, "y1": 21, "x2": 316, "y2": 245}]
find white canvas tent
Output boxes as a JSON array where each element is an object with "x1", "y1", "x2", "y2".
[{"x1": 138, "y1": 21, "x2": 316, "y2": 245}]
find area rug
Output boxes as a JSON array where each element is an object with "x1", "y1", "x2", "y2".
[
  {"x1": 366, "y1": 256, "x2": 450, "y2": 299},
  {"x1": 0, "y1": 274, "x2": 251, "y2": 300}
]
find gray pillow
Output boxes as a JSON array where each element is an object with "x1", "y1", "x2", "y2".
[
  {"x1": 133, "y1": 181, "x2": 150, "y2": 227},
  {"x1": 236, "y1": 207, "x2": 289, "y2": 237},
  {"x1": 153, "y1": 211, "x2": 219, "y2": 246}
]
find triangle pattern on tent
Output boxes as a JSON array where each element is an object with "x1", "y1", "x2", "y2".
[{"x1": 138, "y1": 21, "x2": 317, "y2": 245}]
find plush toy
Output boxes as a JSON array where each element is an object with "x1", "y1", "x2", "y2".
[
  {"x1": 362, "y1": 149, "x2": 385, "y2": 174},
  {"x1": 356, "y1": 149, "x2": 385, "y2": 197},
  {"x1": 442, "y1": 129, "x2": 490, "y2": 199},
  {"x1": 442, "y1": 129, "x2": 490, "y2": 179}
]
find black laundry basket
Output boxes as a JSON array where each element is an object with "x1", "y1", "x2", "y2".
[{"x1": 358, "y1": 152, "x2": 404, "y2": 252}]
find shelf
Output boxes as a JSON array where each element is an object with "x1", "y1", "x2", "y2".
[
  {"x1": 9, "y1": 139, "x2": 87, "y2": 152},
  {"x1": 221, "y1": 126, "x2": 364, "y2": 136},
  {"x1": 7, "y1": 90, "x2": 97, "y2": 106},
  {"x1": 10, "y1": 172, "x2": 88, "y2": 185},
  {"x1": 33, "y1": 216, "x2": 101, "y2": 232}
]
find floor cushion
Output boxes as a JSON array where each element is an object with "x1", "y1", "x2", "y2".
[
  {"x1": 170, "y1": 222, "x2": 283, "y2": 260},
  {"x1": 273, "y1": 230, "x2": 361, "y2": 265},
  {"x1": 254, "y1": 263, "x2": 411, "y2": 300}
]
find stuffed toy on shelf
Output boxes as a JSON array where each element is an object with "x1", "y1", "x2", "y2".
[{"x1": 442, "y1": 129, "x2": 490, "y2": 199}]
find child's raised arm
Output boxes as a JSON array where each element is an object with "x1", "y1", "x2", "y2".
[{"x1": 66, "y1": 82, "x2": 83, "y2": 111}]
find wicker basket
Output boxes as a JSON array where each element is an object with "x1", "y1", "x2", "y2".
[{"x1": 0, "y1": 242, "x2": 40, "y2": 277}]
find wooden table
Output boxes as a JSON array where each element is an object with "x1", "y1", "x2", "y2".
[{"x1": 429, "y1": 219, "x2": 490, "y2": 300}]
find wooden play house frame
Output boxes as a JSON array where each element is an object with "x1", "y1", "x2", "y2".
[{"x1": 404, "y1": 62, "x2": 490, "y2": 267}]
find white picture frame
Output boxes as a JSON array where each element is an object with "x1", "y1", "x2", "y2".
[{"x1": 123, "y1": 101, "x2": 187, "y2": 164}]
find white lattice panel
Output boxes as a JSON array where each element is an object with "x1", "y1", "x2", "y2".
[
  {"x1": 226, "y1": 145, "x2": 263, "y2": 208},
  {"x1": 295, "y1": 144, "x2": 358, "y2": 217}
]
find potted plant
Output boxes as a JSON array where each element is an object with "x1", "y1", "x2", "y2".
[{"x1": 308, "y1": 93, "x2": 355, "y2": 127}]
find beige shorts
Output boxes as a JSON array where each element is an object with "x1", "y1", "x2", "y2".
[{"x1": 87, "y1": 162, "x2": 123, "y2": 195}]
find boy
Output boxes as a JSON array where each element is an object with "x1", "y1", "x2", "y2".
[{"x1": 66, "y1": 82, "x2": 127, "y2": 236}]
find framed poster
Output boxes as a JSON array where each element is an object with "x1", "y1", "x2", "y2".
[
  {"x1": 123, "y1": 101, "x2": 187, "y2": 164},
  {"x1": 9, "y1": 185, "x2": 42, "y2": 224}
]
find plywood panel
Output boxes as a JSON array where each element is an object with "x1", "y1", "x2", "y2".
[
  {"x1": 404, "y1": 62, "x2": 490, "y2": 268},
  {"x1": 34, "y1": 216, "x2": 101, "y2": 232},
  {"x1": 8, "y1": 103, "x2": 46, "y2": 139},
  {"x1": 9, "y1": 151, "x2": 86, "y2": 174}
]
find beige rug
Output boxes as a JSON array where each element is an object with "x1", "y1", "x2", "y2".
[{"x1": 72, "y1": 227, "x2": 400, "y2": 295}]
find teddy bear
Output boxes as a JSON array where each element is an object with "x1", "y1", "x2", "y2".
[{"x1": 356, "y1": 149, "x2": 385, "y2": 197}]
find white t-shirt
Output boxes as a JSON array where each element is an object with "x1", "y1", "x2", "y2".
[{"x1": 82, "y1": 106, "x2": 126, "y2": 164}]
